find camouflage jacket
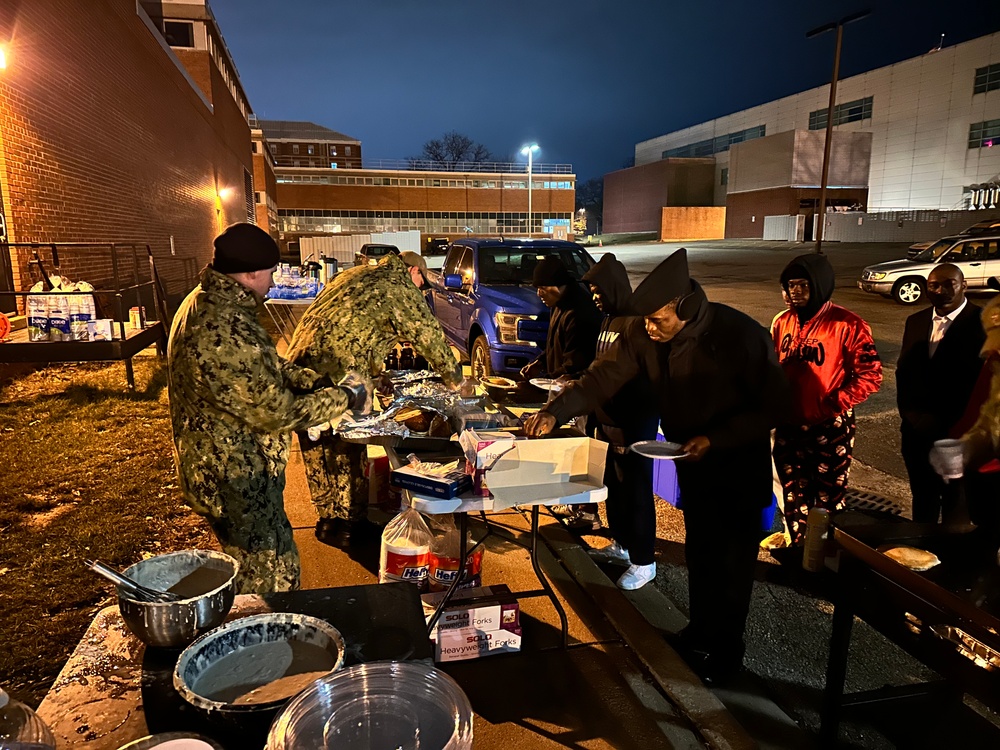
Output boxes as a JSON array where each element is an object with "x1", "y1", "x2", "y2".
[
  {"x1": 286, "y1": 254, "x2": 460, "y2": 385},
  {"x1": 167, "y1": 267, "x2": 347, "y2": 516}
]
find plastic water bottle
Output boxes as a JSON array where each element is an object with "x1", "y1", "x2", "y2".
[{"x1": 0, "y1": 687, "x2": 56, "y2": 749}]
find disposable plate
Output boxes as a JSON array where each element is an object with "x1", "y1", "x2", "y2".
[{"x1": 629, "y1": 440, "x2": 689, "y2": 460}]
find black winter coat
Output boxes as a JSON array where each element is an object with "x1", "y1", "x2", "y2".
[{"x1": 547, "y1": 284, "x2": 791, "y2": 507}]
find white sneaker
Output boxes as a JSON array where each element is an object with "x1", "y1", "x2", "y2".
[
  {"x1": 587, "y1": 541, "x2": 630, "y2": 564},
  {"x1": 617, "y1": 563, "x2": 656, "y2": 590}
]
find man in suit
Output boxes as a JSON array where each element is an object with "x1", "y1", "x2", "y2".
[{"x1": 897, "y1": 263, "x2": 985, "y2": 523}]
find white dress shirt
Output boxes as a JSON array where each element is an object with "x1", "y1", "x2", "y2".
[{"x1": 928, "y1": 298, "x2": 967, "y2": 357}]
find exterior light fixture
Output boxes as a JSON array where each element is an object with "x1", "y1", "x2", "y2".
[{"x1": 0, "y1": 45, "x2": 7, "y2": 70}]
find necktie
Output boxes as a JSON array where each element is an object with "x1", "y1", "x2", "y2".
[{"x1": 928, "y1": 315, "x2": 950, "y2": 357}]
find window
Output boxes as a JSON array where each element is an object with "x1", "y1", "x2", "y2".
[
  {"x1": 243, "y1": 169, "x2": 254, "y2": 222},
  {"x1": 254, "y1": 191, "x2": 261, "y2": 204},
  {"x1": 330, "y1": 162, "x2": 337, "y2": 169},
  {"x1": 307, "y1": 145, "x2": 314, "y2": 155},
  {"x1": 974, "y1": 64, "x2": 1000, "y2": 95},
  {"x1": 720, "y1": 168, "x2": 728, "y2": 186},
  {"x1": 251, "y1": 142, "x2": 258, "y2": 153},
  {"x1": 970, "y1": 119, "x2": 1000, "y2": 149},
  {"x1": 163, "y1": 21, "x2": 195, "y2": 48},
  {"x1": 663, "y1": 125, "x2": 766, "y2": 158},
  {"x1": 269, "y1": 144, "x2": 277, "y2": 154},
  {"x1": 292, "y1": 145, "x2": 300, "y2": 154},
  {"x1": 808, "y1": 96, "x2": 873, "y2": 130}
]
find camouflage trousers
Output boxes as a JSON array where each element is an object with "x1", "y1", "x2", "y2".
[
  {"x1": 298, "y1": 431, "x2": 370, "y2": 522},
  {"x1": 189, "y1": 467, "x2": 300, "y2": 595}
]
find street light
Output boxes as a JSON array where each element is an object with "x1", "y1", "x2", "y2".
[
  {"x1": 806, "y1": 9, "x2": 870, "y2": 254},
  {"x1": 521, "y1": 143, "x2": 539, "y2": 237}
]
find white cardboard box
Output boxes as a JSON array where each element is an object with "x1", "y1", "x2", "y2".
[
  {"x1": 487, "y1": 436, "x2": 608, "y2": 509},
  {"x1": 436, "y1": 627, "x2": 523, "y2": 662},
  {"x1": 422, "y1": 584, "x2": 520, "y2": 641}
]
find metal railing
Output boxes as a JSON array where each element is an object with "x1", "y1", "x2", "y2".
[{"x1": 362, "y1": 159, "x2": 573, "y2": 174}]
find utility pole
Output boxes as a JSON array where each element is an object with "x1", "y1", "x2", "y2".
[{"x1": 807, "y1": 10, "x2": 870, "y2": 254}]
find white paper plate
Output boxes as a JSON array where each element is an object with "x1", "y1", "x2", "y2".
[
  {"x1": 529, "y1": 378, "x2": 562, "y2": 391},
  {"x1": 629, "y1": 440, "x2": 689, "y2": 460}
]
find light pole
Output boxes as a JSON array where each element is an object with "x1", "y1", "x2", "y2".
[
  {"x1": 806, "y1": 9, "x2": 870, "y2": 254},
  {"x1": 521, "y1": 143, "x2": 539, "y2": 237}
]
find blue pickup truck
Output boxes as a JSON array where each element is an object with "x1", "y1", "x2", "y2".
[{"x1": 425, "y1": 238, "x2": 596, "y2": 378}]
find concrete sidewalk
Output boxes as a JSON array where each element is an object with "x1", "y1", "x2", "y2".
[{"x1": 285, "y1": 436, "x2": 808, "y2": 749}]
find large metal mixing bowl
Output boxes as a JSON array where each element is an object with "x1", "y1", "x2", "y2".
[{"x1": 118, "y1": 550, "x2": 239, "y2": 649}]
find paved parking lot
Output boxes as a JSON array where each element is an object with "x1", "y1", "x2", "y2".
[{"x1": 585, "y1": 239, "x2": 1000, "y2": 747}]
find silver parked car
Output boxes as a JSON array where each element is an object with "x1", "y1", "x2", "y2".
[{"x1": 859, "y1": 234, "x2": 1000, "y2": 304}]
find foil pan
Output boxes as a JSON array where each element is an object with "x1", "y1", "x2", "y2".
[{"x1": 930, "y1": 624, "x2": 1000, "y2": 671}]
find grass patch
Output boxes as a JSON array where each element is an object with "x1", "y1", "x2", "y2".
[{"x1": 0, "y1": 358, "x2": 216, "y2": 707}]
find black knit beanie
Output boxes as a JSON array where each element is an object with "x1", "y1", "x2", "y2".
[{"x1": 212, "y1": 223, "x2": 280, "y2": 274}]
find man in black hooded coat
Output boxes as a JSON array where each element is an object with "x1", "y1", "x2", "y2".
[
  {"x1": 578, "y1": 254, "x2": 660, "y2": 589},
  {"x1": 525, "y1": 249, "x2": 790, "y2": 679},
  {"x1": 520, "y1": 256, "x2": 601, "y2": 381}
]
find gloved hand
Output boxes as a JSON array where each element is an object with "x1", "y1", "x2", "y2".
[
  {"x1": 458, "y1": 377, "x2": 478, "y2": 398},
  {"x1": 929, "y1": 439, "x2": 966, "y2": 482},
  {"x1": 338, "y1": 371, "x2": 373, "y2": 415}
]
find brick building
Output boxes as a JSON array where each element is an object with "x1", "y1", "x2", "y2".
[
  {"x1": 250, "y1": 118, "x2": 279, "y2": 238},
  {"x1": 0, "y1": 0, "x2": 255, "y2": 313},
  {"x1": 275, "y1": 161, "x2": 576, "y2": 250},
  {"x1": 259, "y1": 119, "x2": 362, "y2": 170}
]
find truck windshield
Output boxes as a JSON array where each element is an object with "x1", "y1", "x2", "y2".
[{"x1": 478, "y1": 247, "x2": 592, "y2": 285}]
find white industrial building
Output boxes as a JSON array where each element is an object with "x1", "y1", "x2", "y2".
[{"x1": 635, "y1": 31, "x2": 1000, "y2": 214}]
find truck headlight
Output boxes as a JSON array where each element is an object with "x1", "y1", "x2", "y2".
[{"x1": 495, "y1": 312, "x2": 537, "y2": 345}]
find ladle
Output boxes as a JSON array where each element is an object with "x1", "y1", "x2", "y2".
[{"x1": 85, "y1": 559, "x2": 183, "y2": 603}]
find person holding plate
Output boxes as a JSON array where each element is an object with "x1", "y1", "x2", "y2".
[{"x1": 524, "y1": 249, "x2": 790, "y2": 681}]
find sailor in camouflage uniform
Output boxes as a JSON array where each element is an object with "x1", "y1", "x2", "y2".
[
  {"x1": 168, "y1": 224, "x2": 360, "y2": 593},
  {"x1": 286, "y1": 251, "x2": 461, "y2": 547}
]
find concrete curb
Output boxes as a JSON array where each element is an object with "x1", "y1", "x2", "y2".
[{"x1": 540, "y1": 522, "x2": 758, "y2": 750}]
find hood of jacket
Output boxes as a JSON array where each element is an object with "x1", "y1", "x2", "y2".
[
  {"x1": 582, "y1": 253, "x2": 633, "y2": 316},
  {"x1": 780, "y1": 253, "x2": 835, "y2": 321}
]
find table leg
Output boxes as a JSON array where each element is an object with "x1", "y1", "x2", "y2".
[
  {"x1": 820, "y1": 577, "x2": 855, "y2": 747},
  {"x1": 124, "y1": 357, "x2": 136, "y2": 391},
  {"x1": 530, "y1": 505, "x2": 569, "y2": 648}
]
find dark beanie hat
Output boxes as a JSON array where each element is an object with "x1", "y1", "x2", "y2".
[
  {"x1": 532, "y1": 256, "x2": 573, "y2": 287},
  {"x1": 212, "y1": 223, "x2": 280, "y2": 274}
]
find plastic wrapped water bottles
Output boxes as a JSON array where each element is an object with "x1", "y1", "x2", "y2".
[{"x1": 0, "y1": 686, "x2": 56, "y2": 750}]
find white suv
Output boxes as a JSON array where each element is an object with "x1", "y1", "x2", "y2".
[{"x1": 859, "y1": 235, "x2": 1000, "y2": 304}]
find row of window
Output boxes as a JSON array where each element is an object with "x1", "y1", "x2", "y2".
[
  {"x1": 275, "y1": 174, "x2": 573, "y2": 189},
  {"x1": 280, "y1": 210, "x2": 569, "y2": 220},
  {"x1": 271, "y1": 143, "x2": 352, "y2": 157},
  {"x1": 808, "y1": 96, "x2": 873, "y2": 130},
  {"x1": 280, "y1": 211, "x2": 571, "y2": 235},
  {"x1": 662, "y1": 125, "x2": 766, "y2": 159},
  {"x1": 975, "y1": 63, "x2": 1000, "y2": 95},
  {"x1": 969, "y1": 119, "x2": 1000, "y2": 149}
]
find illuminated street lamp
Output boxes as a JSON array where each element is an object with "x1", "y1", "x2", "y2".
[{"x1": 521, "y1": 143, "x2": 539, "y2": 237}]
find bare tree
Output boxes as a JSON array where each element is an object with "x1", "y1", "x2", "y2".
[{"x1": 413, "y1": 131, "x2": 494, "y2": 170}]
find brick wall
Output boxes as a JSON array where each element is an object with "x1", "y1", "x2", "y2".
[
  {"x1": 604, "y1": 159, "x2": 716, "y2": 234},
  {"x1": 725, "y1": 187, "x2": 868, "y2": 238},
  {"x1": 0, "y1": 0, "x2": 252, "y2": 308}
]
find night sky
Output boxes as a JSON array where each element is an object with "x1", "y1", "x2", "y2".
[{"x1": 211, "y1": 0, "x2": 1000, "y2": 182}]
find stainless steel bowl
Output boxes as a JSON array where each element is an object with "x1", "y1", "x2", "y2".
[
  {"x1": 173, "y1": 612, "x2": 345, "y2": 715},
  {"x1": 118, "y1": 550, "x2": 239, "y2": 649}
]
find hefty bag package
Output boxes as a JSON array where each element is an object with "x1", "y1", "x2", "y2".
[
  {"x1": 379, "y1": 505, "x2": 433, "y2": 591},
  {"x1": 428, "y1": 513, "x2": 483, "y2": 593}
]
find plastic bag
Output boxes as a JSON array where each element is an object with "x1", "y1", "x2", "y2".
[
  {"x1": 379, "y1": 505, "x2": 433, "y2": 590},
  {"x1": 428, "y1": 514, "x2": 483, "y2": 593}
]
